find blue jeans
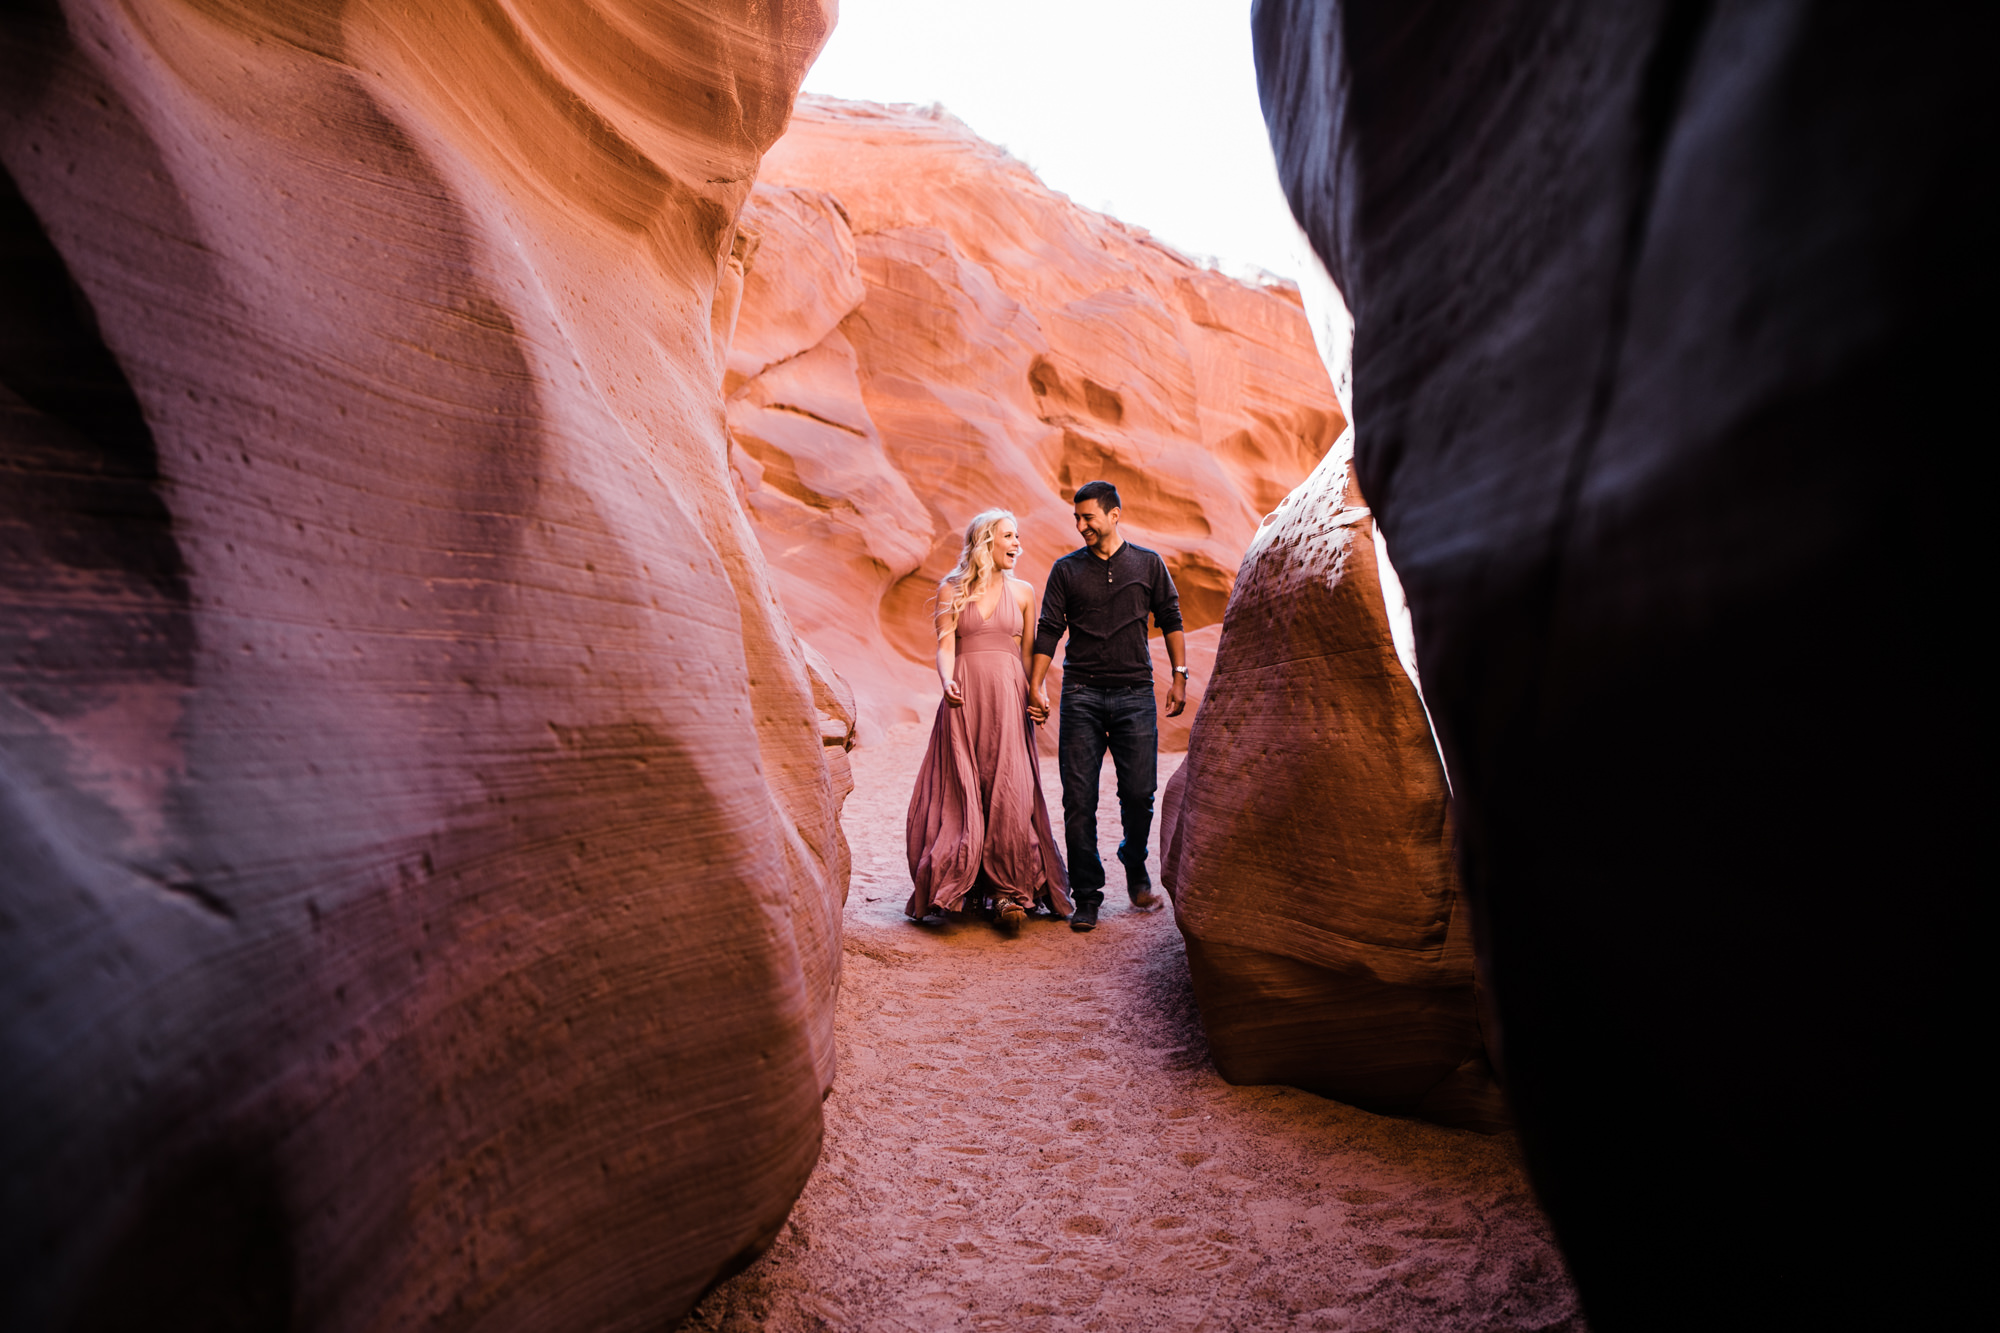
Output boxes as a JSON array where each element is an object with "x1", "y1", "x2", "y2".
[{"x1": 1058, "y1": 682, "x2": 1158, "y2": 904}]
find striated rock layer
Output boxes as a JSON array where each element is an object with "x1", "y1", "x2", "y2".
[
  {"x1": 725, "y1": 97, "x2": 1344, "y2": 744},
  {"x1": 1, "y1": 1, "x2": 849, "y2": 1329},
  {"x1": 1162, "y1": 435, "x2": 1502, "y2": 1132},
  {"x1": 1254, "y1": 0, "x2": 1981, "y2": 1327}
]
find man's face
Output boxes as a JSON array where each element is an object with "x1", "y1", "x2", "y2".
[{"x1": 1074, "y1": 498, "x2": 1120, "y2": 550}]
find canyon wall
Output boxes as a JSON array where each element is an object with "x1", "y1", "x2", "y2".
[
  {"x1": 1254, "y1": 0, "x2": 1980, "y2": 1327},
  {"x1": 1, "y1": 1, "x2": 849, "y2": 1328},
  {"x1": 725, "y1": 97, "x2": 1345, "y2": 745},
  {"x1": 1161, "y1": 435, "x2": 1502, "y2": 1132}
]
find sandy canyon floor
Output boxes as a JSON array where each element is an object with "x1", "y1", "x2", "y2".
[{"x1": 687, "y1": 727, "x2": 1586, "y2": 1332}]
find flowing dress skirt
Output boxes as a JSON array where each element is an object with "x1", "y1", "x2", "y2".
[{"x1": 905, "y1": 603, "x2": 1071, "y2": 919}]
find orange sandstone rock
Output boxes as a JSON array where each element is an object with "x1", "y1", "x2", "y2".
[
  {"x1": 729, "y1": 98, "x2": 1344, "y2": 739},
  {"x1": 1161, "y1": 437, "x2": 1503, "y2": 1131},
  {"x1": 1, "y1": 1, "x2": 845, "y2": 1328}
]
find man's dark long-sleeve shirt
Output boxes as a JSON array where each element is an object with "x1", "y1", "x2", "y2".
[{"x1": 1034, "y1": 541, "x2": 1183, "y2": 688}]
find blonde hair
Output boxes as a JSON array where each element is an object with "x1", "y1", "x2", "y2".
[{"x1": 938, "y1": 508, "x2": 1017, "y2": 619}]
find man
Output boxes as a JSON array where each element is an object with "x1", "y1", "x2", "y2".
[{"x1": 1029, "y1": 481, "x2": 1188, "y2": 932}]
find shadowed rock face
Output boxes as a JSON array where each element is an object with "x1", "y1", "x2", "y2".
[
  {"x1": 728, "y1": 97, "x2": 1346, "y2": 746},
  {"x1": 1161, "y1": 436, "x2": 1504, "y2": 1133},
  {"x1": 1, "y1": 1, "x2": 848, "y2": 1329},
  {"x1": 1254, "y1": 0, "x2": 1980, "y2": 1326}
]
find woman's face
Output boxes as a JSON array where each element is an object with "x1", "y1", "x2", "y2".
[{"x1": 992, "y1": 519, "x2": 1021, "y2": 570}]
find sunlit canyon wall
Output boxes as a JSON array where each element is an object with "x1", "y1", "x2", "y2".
[
  {"x1": 1253, "y1": 0, "x2": 1980, "y2": 1327},
  {"x1": 724, "y1": 96, "x2": 1346, "y2": 749},
  {"x1": 728, "y1": 99, "x2": 1493, "y2": 1133},
  {"x1": 1, "y1": 1, "x2": 851, "y2": 1328}
]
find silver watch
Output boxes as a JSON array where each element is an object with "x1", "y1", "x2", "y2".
[{"x1": 1172, "y1": 667, "x2": 1190, "y2": 676}]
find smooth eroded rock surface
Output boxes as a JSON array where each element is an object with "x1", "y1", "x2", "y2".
[
  {"x1": 1162, "y1": 437, "x2": 1501, "y2": 1132},
  {"x1": 1254, "y1": 0, "x2": 1981, "y2": 1326},
  {"x1": 1, "y1": 1, "x2": 847, "y2": 1328},
  {"x1": 727, "y1": 97, "x2": 1345, "y2": 742}
]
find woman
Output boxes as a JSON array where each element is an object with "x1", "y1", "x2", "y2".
[{"x1": 905, "y1": 509, "x2": 1072, "y2": 931}]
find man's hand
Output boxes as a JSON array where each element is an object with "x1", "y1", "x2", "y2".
[
  {"x1": 1027, "y1": 686, "x2": 1050, "y2": 724},
  {"x1": 1162, "y1": 630, "x2": 1188, "y2": 718}
]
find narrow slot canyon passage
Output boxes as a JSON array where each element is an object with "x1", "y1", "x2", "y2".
[{"x1": 689, "y1": 733, "x2": 1586, "y2": 1332}]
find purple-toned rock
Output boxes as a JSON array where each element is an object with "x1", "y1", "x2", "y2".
[{"x1": 1254, "y1": 0, "x2": 1980, "y2": 1324}]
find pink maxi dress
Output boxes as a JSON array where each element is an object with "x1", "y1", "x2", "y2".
[{"x1": 905, "y1": 585, "x2": 1072, "y2": 919}]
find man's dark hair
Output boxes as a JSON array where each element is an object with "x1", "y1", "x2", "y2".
[{"x1": 1074, "y1": 480, "x2": 1121, "y2": 511}]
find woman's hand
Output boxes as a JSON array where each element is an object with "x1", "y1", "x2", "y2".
[
  {"x1": 935, "y1": 593, "x2": 960, "y2": 706},
  {"x1": 1026, "y1": 687, "x2": 1050, "y2": 724}
]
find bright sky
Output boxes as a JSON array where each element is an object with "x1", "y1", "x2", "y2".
[{"x1": 800, "y1": 0, "x2": 1353, "y2": 407}]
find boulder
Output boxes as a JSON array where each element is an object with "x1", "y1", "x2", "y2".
[
  {"x1": 1162, "y1": 436, "x2": 1502, "y2": 1131},
  {"x1": 1253, "y1": 0, "x2": 1980, "y2": 1325},
  {"x1": 730, "y1": 98, "x2": 1346, "y2": 739},
  {"x1": 1, "y1": 0, "x2": 847, "y2": 1328}
]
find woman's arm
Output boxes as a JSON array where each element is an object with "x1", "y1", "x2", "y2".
[
  {"x1": 935, "y1": 587, "x2": 963, "y2": 706},
  {"x1": 1018, "y1": 580, "x2": 1049, "y2": 723},
  {"x1": 1014, "y1": 579, "x2": 1035, "y2": 673},
  {"x1": 1028, "y1": 562, "x2": 1064, "y2": 724}
]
